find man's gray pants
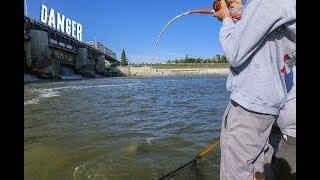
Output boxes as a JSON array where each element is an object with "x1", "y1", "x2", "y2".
[
  {"x1": 220, "y1": 101, "x2": 276, "y2": 179},
  {"x1": 274, "y1": 97, "x2": 296, "y2": 176}
]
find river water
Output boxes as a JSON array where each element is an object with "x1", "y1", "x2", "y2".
[{"x1": 24, "y1": 76, "x2": 229, "y2": 180}]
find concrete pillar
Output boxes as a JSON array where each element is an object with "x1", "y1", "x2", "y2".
[
  {"x1": 97, "y1": 55, "x2": 106, "y2": 71},
  {"x1": 29, "y1": 30, "x2": 62, "y2": 79},
  {"x1": 30, "y1": 30, "x2": 51, "y2": 59},
  {"x1": 75, "y1": 48, "x2": 95, "y2": 77},
  {"x1": 75, "y1": 48, "x2": 89, "y2": 70},
  {"x1": 24, "y1": 41, "x2": 32, "y2": 67}
]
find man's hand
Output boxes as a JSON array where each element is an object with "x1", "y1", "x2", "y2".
[
  {"x1": 228, "y1": 0, "x2": 243, "y2": 20},
  {"x1": 230, "y1": 12, "x2": 242, "y2": 20},
  {"x1": 228, "y1": 0, "x2": 243, "y2": 8},
  {"x1": 213, "y1": 0, "x2": 231, "y2": 21}
]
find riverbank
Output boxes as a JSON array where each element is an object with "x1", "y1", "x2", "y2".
[
  {"x1": 149, "y1": 63, "x2": 229, "y2": 69},
  {"x1": 24, "y1": 64, "x2": 230, "y2": 83},
  {"x1": 118, "y1": 66, "x2": 229, "y2": 77}
]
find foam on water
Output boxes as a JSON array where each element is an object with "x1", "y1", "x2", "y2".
[
  {"x1": 24, "y1": 84, "x2": 121, "y2": 105},
  {"x1": 73, "y1": 160, "x2": 110, "y2": 180},
  {"x1": 146, "y1": 138, "x2": 152, "y2": 144},
  {"x1": 24, "y1": 98, "x2": 40, "y2": 105},
  {"x1": 60, "y1": 75, "x2": 84, "y2": 80},
  {"x1": 24, "y1": 82, "x2": 147, "y2": 105}
]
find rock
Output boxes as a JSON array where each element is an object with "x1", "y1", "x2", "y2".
[
  {"x1": 95, "y1": 70, "x2": 110, "y2": 77},
  {"x1": 78, "y1": 64, "x2": 95, "y2": 78},
  {"x1": 24, "y1": 74, "x2": 40, "y2": 84},
  {"x1": 31, "y1": 56, "x2": 61, "y2": 79}
]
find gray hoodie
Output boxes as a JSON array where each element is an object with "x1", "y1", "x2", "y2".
[{"x1": 219, "y1": 0, "x2": 296, "y2": 115}]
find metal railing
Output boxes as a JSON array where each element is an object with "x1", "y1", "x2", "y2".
[{"x1": 24, "y1": 16, "x2": 118, "y2": 62}]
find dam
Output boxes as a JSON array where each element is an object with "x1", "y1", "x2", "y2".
[{"x1": 24, "y1": 15, "x2": 123, "y2": 82}]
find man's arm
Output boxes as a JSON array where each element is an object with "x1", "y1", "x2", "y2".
[{"x1": 215, "y1": 0, "x2": 294, "y2": 67}]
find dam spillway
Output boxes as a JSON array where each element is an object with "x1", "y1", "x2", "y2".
[{"x1": 24, "y1": 15, "x2": 123, "y2": 81}]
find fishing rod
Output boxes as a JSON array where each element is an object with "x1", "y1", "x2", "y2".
[
  {"x1": 152, "y1": 8, "x2": 214, "y2": 65},
  {"x1": 159, "y1": 140, "x2": 220, "y2": 180},
  {"x1": 152, "y1": 0, "x2": 242, "y2": 64}
]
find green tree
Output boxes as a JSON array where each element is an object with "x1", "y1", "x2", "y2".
[
  {"x1": 185, "y1": 55, "x2": 189, "y2": 61},
  {"x1": 214, "y1": 54, "x2": 227, "y2": 63},
  {"x1": 164, "y1": 55, "x2": 228, "y2": 64},
  {"x1": 215, "y1": 54, "x2": 221, "y2": 63},
  {"x1": 120, "y1": 49, "x2": 128, "y2": 66},
  {"x1": 220, "y1": 55, "x2": 228, "y2": 63}
]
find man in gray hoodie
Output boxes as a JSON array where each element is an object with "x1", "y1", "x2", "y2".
[{"x1": 213, "y1": 0, "x2": 296, "y2": 179}]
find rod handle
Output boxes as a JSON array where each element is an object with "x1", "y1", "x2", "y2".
[{"x1": 199, "y1": 141, "x2": 220, "y2": 158}]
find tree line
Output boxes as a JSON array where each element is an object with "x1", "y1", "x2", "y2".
[
  {"x1": 166, "y1": 54, "x2": 228, "y2": 64},
  {"x1": 120, "y1": 49, "x2": 228, "y2": 66}
]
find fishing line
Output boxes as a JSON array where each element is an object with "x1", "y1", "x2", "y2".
[{"x1": 152, "y1": 9, "x2": 214, "y2": 64}]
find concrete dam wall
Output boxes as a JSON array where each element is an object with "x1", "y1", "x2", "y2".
[
  {"x1": 24, "y1": 16, "x2": 122, "y2": 82},
  {"x1": 24, "y1": 30, "x2": 122, "y2": 81}
]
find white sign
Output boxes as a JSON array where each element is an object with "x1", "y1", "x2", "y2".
[{"x1": 40, "y1": 4, "x2": 83, "y2": 41}]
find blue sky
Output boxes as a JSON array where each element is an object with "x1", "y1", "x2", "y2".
[{"x1": 25, "y1": 0, "x2": 223, "y2": 63}]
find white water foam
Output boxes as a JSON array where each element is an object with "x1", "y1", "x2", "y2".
[
  {"x1": 146, "y1": 137, "x2": 152, "y2": 144},
  {"x1": 24, "y1": 84, "x2": 121, "y2": 105},
  {"x1": 73, "y1": 160, "x2": 109, "y2": 179},
  {"x1": 24, "y1": 98, "x2": 40, "y2": 105},
  {"x1": 60, "y1": 75, "x2": 84, "y2": 80},
  {"x1": 73, "y1": 160, "x2": 93, "y2": 177}
]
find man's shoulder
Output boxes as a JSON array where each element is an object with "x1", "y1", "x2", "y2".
[
  {"x1": 269, "y1": 0, "x2": 296, "y2": 16},
  {"x1": 246, "y1": 0, "x2": 294, "y2": 15},
  {"x1": 250, "y1": 0, "x2": 295, "y2": 11}
]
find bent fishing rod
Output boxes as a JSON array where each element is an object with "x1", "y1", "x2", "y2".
[
  {"x1": 159, "y1": 140, "x2": 220, "y2": 180},
  {"x1": 152, "y1": 0, "x2": 235, "y2": 64}
]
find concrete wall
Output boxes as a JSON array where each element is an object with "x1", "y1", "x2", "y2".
[
  {"x1": 97, "y1": 55, "x2": 107, "y2": 71},
  {"x1": 25, "y1": 30, "x2": 116, "y2": 80},
  {"x1": 24, "y1": 41, "x2": 32, "y2": 67},
  {"x1": 75, "y1": 48, "x2": 95, "y2": 77},
  {"x1": 29, "y1": 30, "x2": 61, "y2": 79},
  {"x1": 75, "y1": 48, "x2": 89, "y2": 70},
  {"x1": 30, "y1": 30, "x2": 51, "y2": 59},
  {"x1": 118, "y1": 66, "x2": 229, "y2": 76},
  {"x1": 93, "y1": 55, "x2": 109, "y2": 76}
]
